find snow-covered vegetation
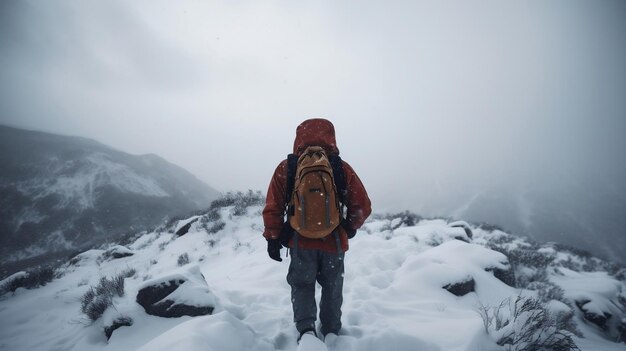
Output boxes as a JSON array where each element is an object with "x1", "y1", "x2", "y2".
[{"x1": 0, "y1": 192, "x2": 624, "y2": 351}]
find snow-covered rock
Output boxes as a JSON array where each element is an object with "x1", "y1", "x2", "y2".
[
  {"x1": 442, "y1": 277, "x2": 475, "y2": 296},
  {"x1": 175, "y1": 217, "x2": 201, "y2": 237},
  {"x1": 136, "y1": 265, "x2": 217, "y2": 318},
  {"x1": 69, "y1": 249, "x2": 104, "y2": 266},
  {"x1": 0, "y1": 271, "x2": 28, "y2": 294},
  {"x1": 552, "y1": 268, "x2": 625, "y2": 339},
  {"x1": 392, "y1": 220, "x2": 473, "y2": 244},
  {"x1": 485, "y1": 263, "x2": 516, "y2": 287},
  {"x1": 448, "y1": 220, "x2": 473, "y2": 239},
  {"x1": 103, "y1": 245, "x2": 134, "y2": 260},
  {"x1": 104, "y1": 316, "x2": 133, "y2": 340}
]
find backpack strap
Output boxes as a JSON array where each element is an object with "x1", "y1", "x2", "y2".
[
  {"x1": 329, "y1": 154, "x2": 347, "y2": 205},
  {"x1": 285, "y1": 153, "x2": 298, "y2": 215},
  {"x1": 329, "y1": 157, "x2": 346, "y2": 254}
]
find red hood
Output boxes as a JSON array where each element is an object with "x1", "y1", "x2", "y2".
[{"x1": 293, "y1": 118, "x2": 340, "y2": 156}]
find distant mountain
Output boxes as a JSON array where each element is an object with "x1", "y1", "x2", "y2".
[{"x1": 0, "y1": 125, "x2": 219, "y2": 273}]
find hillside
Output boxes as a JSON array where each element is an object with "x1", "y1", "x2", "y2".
[
  {"x1": 0, "y1": 125, "x2": 219, "y2": 275},
  {"x1": 0, "y1": 193, "x2": 624, "y2": 351}
]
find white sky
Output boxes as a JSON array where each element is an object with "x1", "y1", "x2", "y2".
[{"x1": 1, "y1": 0, "x2": 625, "y2": 215}]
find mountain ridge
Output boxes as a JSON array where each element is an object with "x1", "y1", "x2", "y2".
[{"x1": 0, "y1": 125, "x2": 219, "y2": 275}]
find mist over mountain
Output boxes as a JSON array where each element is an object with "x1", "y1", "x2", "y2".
[
  {"x1": 0, "y1": 125, "x2": 218, "y2": 274},
  {"x1": 425, "y1": 175, "x2": 626, "y2": 265}
]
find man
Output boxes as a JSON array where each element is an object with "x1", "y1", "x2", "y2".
[{"x1": 262, "y1": 118, "x2": 372, "y2": 342}]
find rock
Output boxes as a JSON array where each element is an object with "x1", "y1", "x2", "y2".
[
  {"x1": 575, "y1": 300, "x2": 612, "y2": 330},
  {"x1": 136, "y1": 279, "x2": 213, "y2": 317},
  {"x1": 104, "y1": 317, "x2": 132, "y2": 340},
  {"x1": 486, "y1": 264, "x2": 516, "y2": 287},
  {"x1": 448, "y1": 221, "x2": 473, "y2": 239},
  {"x1": 136, "y1": 266, "x2": 216, "y2": 318},
  {"x1": 444, "y1": 227, "x2": 471, "y2": 243},
  {"x1": 103, "y1": 245, "x2": 134, "y2": 259},
  {"x1": 443, "y1": 277, "x2": 475, "y2": 296},
  {"x1": 618, "y1": 319, "x2": 626, "y2": 344},
  {"x1": 69, "y1": 249, "x2": 104, "y2": 266},
  {"x1": 175, "y1": 217, "x2": 200, "y2": 237}
]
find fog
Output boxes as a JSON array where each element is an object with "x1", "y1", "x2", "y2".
[{"x1": 1, "y1": 1, "x2": 625, "y2": 259}]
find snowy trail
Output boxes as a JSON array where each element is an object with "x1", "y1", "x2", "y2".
[{"x1": 1, "y1": 205, "x2": 624, "y2": 351}]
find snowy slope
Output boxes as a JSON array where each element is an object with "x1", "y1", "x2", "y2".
[{"x1": 0, "y1": 199, "x2": 625, "y2": 351}]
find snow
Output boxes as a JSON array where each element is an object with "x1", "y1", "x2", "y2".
[
  {"x1": 552, "y1": 268, "x2": 622, "y2": 317},
  {"x1": 296, "y1": 333, "x2": 327, "y2": 351},
  {"x1": 139, "y1": 265, "x2": 217, "y2": 308},
  {"x1": 14, "y1": 153, "x2": 169, "y2": 211},
  {"x1": 448, "y1": 220, "x2": 470, "y2": 228},
  {"x1": 392, "y1": 221, "x2": 471, "y2": 244},
  {"x1": 545, "y1": 299, "x2": 572, "y2": 314},
  {"x1": 136, "y1": 312, "x2": 273, "y2": 351},
  {"x1": 0, "y1": 205, "x2": 624, "y2": 351}
]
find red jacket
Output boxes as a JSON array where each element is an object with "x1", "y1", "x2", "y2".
[{"x1": 262, "y1": 119, "x2": 372, "y2": 253}]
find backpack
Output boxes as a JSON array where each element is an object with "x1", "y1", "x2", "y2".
[{"x1": 285, "y1": 146, "x2": 346, "y2": 239}]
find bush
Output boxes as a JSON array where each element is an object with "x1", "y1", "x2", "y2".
[
  {"x1": 477, "y1": 295, "x2": 580, "y2": 351},
  {"x1": 205, "y1": 209, "x2": 221, "y2": 222},
  {"x1": 209, "y1": 190, "x2": 265, "y2": 215},
  {"x1": 524, "y1": 281, "x2": 582, "y2": 337},
  {"x1": 526, "y1": 281, "x2": 565, "y2": 303},
  {"x1": 0, "y1": 266, "x2": 55, "y2": 295},
  {"x1": 556, "y1": 253, "x2": 622, "y2": 274},
  {"x1": 389, "y1": 211, "x2": 422, "y2": 228},
  {"x1": 177, "y1": 253, "x2": 190, "y2": 266},
  {"x1": 551, "y1": 243, "x2": 593, "y2": 259},
  {"x1": 488, "y1": 245, "x2": 555, "y2": 270},
  {"x1": 516, "y1": 268, "x2": 549, "y2": 289},
  {"x1": 121, "y1": 267, "x2": 137, "y2": 278},
  {"x1": 207, "y1": 221, "x2": 226, "y2": 234},
  {"x1": 196, "y1": 210, "x2": 224, "y2": 233},
  {"x1": 486, "y1": 233, "x2": 515, "y2": 245},
  {"x1": 373, "y1": 211, "x2": 423, "y2": 229},
  {"x1": 486, "y1": 242, "x2": 557, "y2": 289},
  {"x1": 477, "y1": 222, "x2": 507, "y2": 233},
  {"x1": 80, "y1": 274, "x2": 125, "y2": 321}
]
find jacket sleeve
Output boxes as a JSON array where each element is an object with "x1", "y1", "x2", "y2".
[
  {"x1": 342, "y1": 161, "x2": 372, "y2": 230},
  {"x1": 262, "y1": 160, "x2": 288, "y2": 240}
]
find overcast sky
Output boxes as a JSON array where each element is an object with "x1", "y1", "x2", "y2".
[{"x1": 1, "y1": 0, "x2": 625, "y2": 215}]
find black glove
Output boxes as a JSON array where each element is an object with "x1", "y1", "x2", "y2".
[
  {"x1": 279, "y1": 224, "x2": 294, "y2": 248},
  {"x1": 342, "y1": 220, "x2": 357, "y2": 239},
  {"x1": 267, "y1": 238, "x2": 282, "y2": 262}
]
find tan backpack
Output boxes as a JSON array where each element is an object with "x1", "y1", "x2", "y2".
[{"x1": 288, "y1": 146, "x2": 341, "y2": 239}]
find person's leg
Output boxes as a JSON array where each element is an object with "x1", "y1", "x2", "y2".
[
  {"x1": 287, "y1": 248, "x2": 319, "y2": 333},
  {"x1": 317, "y1": 251, "x2": 345, "y2": 336}
]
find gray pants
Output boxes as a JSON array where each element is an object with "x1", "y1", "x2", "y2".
[{"x1": 287, "y1": 247, "x2": 345, "y2": 336}]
